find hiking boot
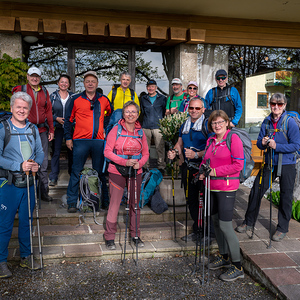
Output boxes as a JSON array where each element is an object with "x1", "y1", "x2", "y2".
[
  {"x1": 41, "y1": 192, "x2": 53, "y2": 202},
  {"x1": 181, "y1": 232, "x2": 199, "y2": 242},
  {"x1": 208, "y1": 254, "x2": 231, "y2": 270},
  {"x1": 131, "y1": 237, "x2": 145, "y2": 248},
  {"x1": 0, "y1": 262, "x2": 12, "y2": 279},
  {"x1": 20, "y1": 256, "x2": 41, "y2": 270},
  {"x1": 235, "y1": 223, "x2": 253, "y2": 233},
  {"x1": 272, "y1": 231, "x2": 286, "y2": 242},
  {"x1": 219, "y1": 265, "x2": 244, "y2": 282},
  {"x1": 49, "y1": 179, "x2": 57, "y2": 187},
  {"x1": 105, "y1": 240, "x2": 116, "y2": 250},
  {"x1": 67, "y1": 203, "x2": 77, "y2": 213}
]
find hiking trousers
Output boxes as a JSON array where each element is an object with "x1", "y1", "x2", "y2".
[{"x1": 104, "y1": 173, "x2": 142, "y2": 241}]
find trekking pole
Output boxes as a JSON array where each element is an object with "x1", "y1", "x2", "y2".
[
  {"x1": 134, "y1": 168, "x2": 138, "y2": 266},
  {"x1": 202, "y1": 174, "x2": 208, "y2": 285},
  {"x1": 29, "y1": 160, "x2": 43, "y2": 269},
  {"x1": 193, "y1": 182, "x2": 203, "y2": 275},
  {"x1": 25, "y1": 165, "x2": 34, "y2": 271},
  {"x1": 122, "y1": 166, "x2": 132, "y2": 265},
  {"x1": 185, "y1": 160, "x2": 190, "y2": 243},
  {"x1": 207, "y1": 159, "x2": 211, "y2": 284},
  {"x1": 171, "y1": 160, "x2": 177, "y2": 242},
  {"x1": 267, "y1": 148, "x2": 273, "y2": 249}
]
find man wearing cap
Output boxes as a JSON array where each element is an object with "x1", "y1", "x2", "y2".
[
  {"x1": 165, "y1": 78, "x2": 185, "y2": 115},
  {"x1": 205, "y1": 69, "x2": 242, "y2": 127},
  {"x1": 179, "y1": 81, "x2": 204, "y2": 113},
  {"x1": 12, "y1": 66, "x2": 54, "y2": 202},
  {"x1": 140, "y1": 79, "x2": 167, "y2": 173},
  {"x1": 64, "y1": 71, "x2": 112, "y2": 213}
]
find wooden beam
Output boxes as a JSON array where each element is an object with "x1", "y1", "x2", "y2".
[
  {"x1": 43, "y1": 19, "x2": 61, "y2": 34},
  {"x1": 65, "y1": 20, "x2": 85, "y2": 35},
  {"x1": 19, "y1": 17, "x2": 39, "y2": 32},
  {"x1": 187, "y1": 28, "x2": 206, "y2": 44},
  {"x1": 0, "y1": 17, "x2": 15, "y2": 31},
  {"x1": 87, "y1": 22, "x2": 106, "y2": 36},
  {"x1": 149, "y1": 26, "x2": 168, "y2": 40},
  {"x1": 129, "y1": 24, "x2": 148, "y2": 39},
  {"x1": 109, "y1": 23, "x2": 128, "y2": 37}
]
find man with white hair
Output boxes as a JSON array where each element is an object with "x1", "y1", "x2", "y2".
[
  {"x1": 165, "y1": 78, "x2": 185, "y2": 115},
  {"x1": 13, "y1": 67, "x2": 54, "y2": 202}
]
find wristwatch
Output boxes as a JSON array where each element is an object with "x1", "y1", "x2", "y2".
[{"x1": 194, "y1": 152, "x2": 199, "y2": 159}]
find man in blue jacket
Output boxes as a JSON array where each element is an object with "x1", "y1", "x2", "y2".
[
  {"x1": 236, "y1": 93, "x2": 300, "y2": 241},
  {"x1": 140, "y1": 80, "x2": 167, "y2": 173},
  {"x1": 205, "y1": 69, "x2": 242, "y2": 127},
  {"x1": 0, "y1": 92, "x2": 44, "y2": 278}
]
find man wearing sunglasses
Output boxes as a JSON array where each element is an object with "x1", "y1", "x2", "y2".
[
  {"x1": 167, "y1": 98, "x2": 214, "y2": 242},
  {"x1": 64, "y1": 71, "x2": 112, "y2": 213},
  {"x1": 205, "y1": 69, "x2": 242, "y2": 127},
  {"x1": 236, "y1": 93, "x2": 300, "y2": 241}
]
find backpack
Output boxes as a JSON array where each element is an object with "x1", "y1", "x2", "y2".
[
  {"x1": 168, "y1": 92, "x2": 188, "y2": 110},
  {"x1": 139, "y1": 168, "x2": 163, "y2": 208},
  {"x1": 0, "y1": 112, "x2": 37, "y2": 152},
  {"x1": 204, "y1": 128, "x2": 254, "y2": 183},
  {"x1": 211, "y1": 86, "x2": 235, "y2": 120},
  {"x1": 78, "y1": 167, "x2": 102, "y2": 225},
  {"x1": 111, "y1": 84, "x2": 135, "y2": 106}
]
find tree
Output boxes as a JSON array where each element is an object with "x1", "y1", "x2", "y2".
[
  {"x1": 0, "y1": 53, "x2": 28, "y2": 111},
  {"x1": 26, "y1": 44, "x2": 164, "y2": 93}
]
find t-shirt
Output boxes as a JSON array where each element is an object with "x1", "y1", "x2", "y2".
[
  {"x1": 17, "y1": 126, "x2": 31, "y2": 160},
  {"x1": 149, "y1": 95, "x2": 157, "y2": 105},
  {"x1": 166, "y1": 93, "x2": 185, "y2": 110}
]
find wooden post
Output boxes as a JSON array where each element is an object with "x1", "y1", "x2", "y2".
[
  {"x1": 67, "y1": 44, "x2": 75, "y2": 93},
  {"x1": 128, "y1": 45, "x2": 136, "y2": 90}
]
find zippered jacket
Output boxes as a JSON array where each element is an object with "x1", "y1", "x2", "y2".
[
  {"x1": 257, "y1": 111, "x2": 300, "y2": 165},
  {"x1": 13, "y1": 84, "x2": 54, "y2": 134},
  {"x1": 64, "y1": 91, "x2": 112, "y2": 141},
  {"x1": 107, "y1": 86, "x2": 139, "y2": 110},
  {"x1": 140, "y1": 93, "x2": 167, "y2": 129},
  {"x1": 0, "y1": 118, "x2": 44, "y2": 172}
]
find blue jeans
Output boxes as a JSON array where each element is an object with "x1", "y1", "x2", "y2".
[
  {"x1": 0, "y1": 180, "x2": 35, "y2": 262},
  {"x1": 67, "y1": 139, "x2": 109, "y2": 206},
  {"x1": 49, "y1": 127, "x2": 73, "y2": 181}
]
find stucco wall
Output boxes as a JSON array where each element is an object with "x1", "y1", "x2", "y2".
[{"x1": 0, "y1": 33, "x2": 22, "y2": 59}]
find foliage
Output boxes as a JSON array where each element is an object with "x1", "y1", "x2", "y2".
[
  {"x1": 159, "y1": 112, "x2": 188, "y2": 148},
  {"x1": 27, "y1": 44, "x2": 162, "y2": 92},
  {"x1": 0, "y1": 53, "x2": 29, "y2": 110},
  {"x1": 267, "y1": 191, "x2": 300, "y2": 222}
]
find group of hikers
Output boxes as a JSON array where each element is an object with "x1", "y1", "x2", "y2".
[{"x1": 1, "y1": 66, "x2": 299, "y2": 283}]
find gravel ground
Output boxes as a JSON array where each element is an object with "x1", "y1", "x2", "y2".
[{"x1": 1, "y1": 256, "x2": 276, "y2": 300}]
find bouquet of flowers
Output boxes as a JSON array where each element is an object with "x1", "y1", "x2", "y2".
[{"x1": 159, "y1": 112, "x2": 188, "y2": 149}]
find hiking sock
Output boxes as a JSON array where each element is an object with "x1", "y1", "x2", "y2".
[{"x1": 232, "y1": 261, "x2": 242, "y2": 270}]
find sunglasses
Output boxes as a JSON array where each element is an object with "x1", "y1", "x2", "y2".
[
  {"x1": 188, "y1": 86, "x2": 197, "y2": 90},
  {"x1": 216, "y1": 76, "x2": 226, "y2": 80},
  {"x1": 270, "y1": 102, "x2": 285, "y2": 108},
  {"x1": 188, "y1": 107, "x2": 202, "y2": 110},
  {"x1": 90, "y1": 102, "x2": 94, "y2": 110}
]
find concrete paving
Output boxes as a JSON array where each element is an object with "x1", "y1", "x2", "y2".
[{"x1": 8, "y1": 168, "x2": 300, "y2": 300}]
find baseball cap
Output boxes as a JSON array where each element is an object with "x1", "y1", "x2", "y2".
[
  {"x1": 84, "y1": 71, "x2": 98, "y2": 81},
  {"x1": 215, "y1": 69, "x2": 227, "y2": 78},
  {"x1": 171, "y1": 78, "x2": 182, "y2": 85},
  {"x1": 146, "y1": 79, "x2": 157, "y2": 86},
  {"x1": 27, "y1": 67, "x2": 41, "y2": 76},
  {"x1": 187, "y1": 81, "x2": 198, "y2": 88}
]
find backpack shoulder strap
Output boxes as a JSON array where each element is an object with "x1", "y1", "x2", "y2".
[
  {"x1": 42, "y1": 86, "x2": 48, "y2": 105},
  {"x1": 130, "y1": 88, "x2": 135, "y2": 101},
  {"x1": 212, "y1": 87, "x2": 217, "y2": 104},
  {"x1": 21, "y1": 85, "x2": 27, "y2": 93},
  {"x1": 111, "y1": 85, "x2": 118, "y2": 105},
  {"x1": 2, "y1": 120, "x2": 11, "y2": 151}
]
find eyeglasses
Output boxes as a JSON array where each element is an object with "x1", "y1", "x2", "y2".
[
  {"x1": 211, "y1": 120, "x2": 225, "y2": 127},
  {"x1": 216, "y1": 76, "x2": 226, "y2": 81},
  {"x1": 188, "y1": 107, "x2": 203, "y2": 110},
  {"x1": 188, "y1": 86, "x2": 197, "y2": 90},
  {"x1": 124, "y1": 111, "x2": 138, "y2": 115},
  {"x1": 270, "y1": 102, "x2": 285, "y2": 108}
]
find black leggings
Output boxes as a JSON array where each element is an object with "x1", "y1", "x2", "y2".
[{"x1": 211, "y1": 191, "x2": 236, "y2": 221}]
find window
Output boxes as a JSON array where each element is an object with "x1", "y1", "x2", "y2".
[{"x1": 257, "y1": 92, "x2": 269, "y2": 108}]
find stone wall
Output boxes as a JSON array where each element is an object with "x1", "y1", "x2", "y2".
[{"x1": 0, "y1": 33, "x2": 22, "y2": 59}]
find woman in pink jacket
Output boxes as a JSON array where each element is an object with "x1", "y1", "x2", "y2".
[
  {"x1": 103, "y1": 101, "x2": 149, "y2": 250},
  {"x1": 199, "y1": 110, "x2": 244, "y2": 282}
]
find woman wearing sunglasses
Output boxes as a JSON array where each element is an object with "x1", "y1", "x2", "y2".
[
  {"x1": 199, "y1": 110, "x2": 244, "y2": 282},
  {"x1": 178, "y1": 81, "x2": 204, "y2": 112},
  {"x1": 236, "y1": 93, "x2": 300, "y2": 242}
]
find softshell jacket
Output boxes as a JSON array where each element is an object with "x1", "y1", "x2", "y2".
[
  {"x1": 13, "y1": 84, "x2": 54, "y2": 134},
  {"x1": 104, "y1": 119, "x2": 149, "y2": 175},
  {"x1": 107, "y1": 86, "x2": 140, "y2": 110},
  {"x1": 201, "y1": 129, "x2": 244, "y2": 191},
  {"x1": 257, "y1": 111, "x2": 300, "y2": 166},
  {"x1": 64, "y1": 91, "x2": 112, "y2": 141},
  {"x1": 50, "y1": 90, "x2": 74, "y2": 128},
  {"x1": 0, "y1": 118, "x2": 44, "y2": 172},
  {"x1": 140, "y1": 93, "x2": 166, "y2": 129},
  {"x1": 205, "y1": 84, "x2": 242, "y2": 126}
]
